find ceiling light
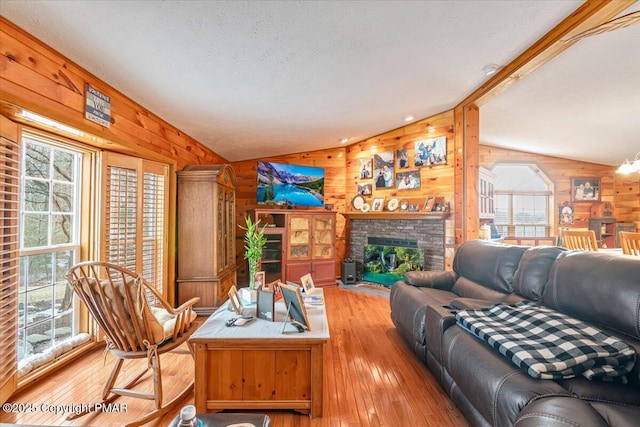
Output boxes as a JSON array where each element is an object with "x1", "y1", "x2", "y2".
[
  {"x1": 427, "y1": 126, "x2": 435, "y2": 133},
  {"x1": 404, "y1": 116, "x2": 414, "y2": 122},
  {"x1": 482, "y1": 64, "x2": 500, "y2": 76},
  {"x1": 616, "y1": 152, "x2": 640, "y2": 174},
  {"x1": 340, "y1": 138, "x2": 349, "y2": 144}
]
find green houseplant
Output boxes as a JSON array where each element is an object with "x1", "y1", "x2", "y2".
[{"x1": 241, "y1": 216, "x2": 267, "y2": 291}]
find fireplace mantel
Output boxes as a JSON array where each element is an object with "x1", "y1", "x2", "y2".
[{"x1": 341, "y1": 211, "x2": 449, "y2": 220}]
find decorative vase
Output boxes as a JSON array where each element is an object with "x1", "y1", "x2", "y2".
[{"x1": 239, "y1": 287, "x2": 258, "y2": 304}]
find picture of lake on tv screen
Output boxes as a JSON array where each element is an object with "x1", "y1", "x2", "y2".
[{"x1": 257, "y1": 161, "x2": 324, "y2": 207}]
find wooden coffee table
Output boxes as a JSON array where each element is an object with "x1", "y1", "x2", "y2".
[{"x1": 189, "y1": 290, "x2": 329, "y2": 417}]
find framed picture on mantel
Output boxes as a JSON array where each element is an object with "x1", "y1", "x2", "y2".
[{"x1": 571, "y1": 177, "x2": 601, "y2": 202}]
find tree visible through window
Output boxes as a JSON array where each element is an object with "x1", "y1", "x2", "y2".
[
  {"x1": 492, "y1": 164, "x2": 552, "y2": 237},
  {"x1": 18, "y1": 134, "x2": 82, "y2": 363}
]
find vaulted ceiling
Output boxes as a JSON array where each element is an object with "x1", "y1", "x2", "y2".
[{"x1": 1, "y1": 1, "x2": 638, "y2": 165}]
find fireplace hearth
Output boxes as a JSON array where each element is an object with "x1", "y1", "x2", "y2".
[{"x1": 347, "y1": 218, "x2": 445, "y2": 284}]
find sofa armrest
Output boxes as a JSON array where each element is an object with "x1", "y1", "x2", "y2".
[
  {"x1": 515, "y1": 397, "x2": 608, "y2": 427},
  {"x1": 450, "y1": 297, "x2": 498, "y2": 310},
  {"x1": 404, "y1": 270, "x2": 456, "y2": 290},
  {"x1": 425, "y1": 304, "x2": 458, "y2": 364}
]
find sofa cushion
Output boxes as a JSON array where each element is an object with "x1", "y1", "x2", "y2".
[
  {"x1": 544, "y1": 251, "x2": 640, "y2": 340},
  {"x1": 513, "y1": 246, "x2": 565, "y2": 301},
  {"x1": 452, "y1": 240, "x2": 526, "y2": 295},
  {"x1": 443, "y1": 324, "x2": 570, "y2": 427}
]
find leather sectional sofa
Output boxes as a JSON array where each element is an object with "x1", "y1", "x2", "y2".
[{"x1": 390, "y1": 240, "x2": 640, "y2": 426}]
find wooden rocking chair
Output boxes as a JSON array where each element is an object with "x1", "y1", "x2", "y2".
[{"x1": 66, "y1": 261, "x2": 200, "y2": 427}]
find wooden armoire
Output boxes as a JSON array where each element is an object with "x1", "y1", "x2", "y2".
[{"x1": 176, "y1": 165, "x2": 236, "y2": 315}]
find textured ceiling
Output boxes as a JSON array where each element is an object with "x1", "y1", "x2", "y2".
[
  {"x1": 481, "y1": 2, "x2": 640, "y2": 166},
  {"x1": 1, "y1": 0, "x2": 637, "y2": 165}
]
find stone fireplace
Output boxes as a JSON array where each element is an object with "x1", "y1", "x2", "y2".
[{"x1": 347, "y1": 217, "x2": 446, "y2": 283}]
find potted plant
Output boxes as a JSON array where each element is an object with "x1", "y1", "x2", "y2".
[{"x1": 239, "y1": 216, "x2": 267, "y2": 302}]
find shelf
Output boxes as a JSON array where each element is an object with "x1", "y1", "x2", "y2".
[{"x1": 341, "y1": 211, "x2": 450, "y2": 220}]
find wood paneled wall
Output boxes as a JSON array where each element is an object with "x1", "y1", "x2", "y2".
[
  {"x1": 0, "y1": 17, "x2": 228, "y2": 305},
  {"x1": 0, "y1": 17, "x2": 226, "y2": 168},
  {"x1": 615, "y1": 173, "x2": 640, "y2": 230},
  {"x1": 231, "y1": 147, "x2": 348, "y2": 281},
  {"x1": 478, "y1": 145, "x2": 639, "y2": 233},
  {"x1": 232, "y1": 110, "x2": 459, "y2": 273},
  {"x1": 345, "y1": 111, "x2": 456, "y2": 214},
  {"x1": 346, "y1": 111, "x2": 457, "y2": 269}
]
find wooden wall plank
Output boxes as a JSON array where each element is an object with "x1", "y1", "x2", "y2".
[
  {"x1": 230, "y1": 147, "x2": 348, "y2": 283},
  {"x1": 0, "y1": 17, "x2": 226, "y2": 168},
  {"x1": 477, "y1": 145, "x2": 637, "y2": 235}
]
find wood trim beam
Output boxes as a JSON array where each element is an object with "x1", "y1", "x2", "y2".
[
  {"x1": 461, "y1": 0, "x2": 636, "y2": 107},
  {"x1": 454, "y1": 0, "x2": 635, "y2": 244}
]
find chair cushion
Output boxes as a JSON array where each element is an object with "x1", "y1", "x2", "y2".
[
  {"x1": 82, "y1": 276, "x2": 166, "y2": 346},
  {"x1": 151, "y1": 306, "x2": 197, "y2": 340}
]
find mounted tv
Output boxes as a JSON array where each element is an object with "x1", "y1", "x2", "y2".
[{"x1": 257, "y1": 161, "x2": 324, "y2": 207}]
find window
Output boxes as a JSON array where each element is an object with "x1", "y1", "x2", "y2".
[
  {"x1": 0, "y1": 111, "x2": 172, "y2": 393},
  {"x1": 103, "y1": 153, "x2": 168, "y2": 296},
  {"x1": 492, "y1": 164, "x2": 553, "y2": 237},
  {"x1": 17, "y1": 133, "x2": 83, "y2": 364}
]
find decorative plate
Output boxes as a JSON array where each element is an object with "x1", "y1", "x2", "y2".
[
  {"x1": 399, "y1": 198, "x2": 410, "y2": 211},
  {"x1": 387, "y1": 198, "x2": 399, "y2": 211},
  {"x1": 360, "y1": 203, "x2": 371, "y2": 212},
  {"x1": 352, "y1": 194, "x2": 365, "y2": 210}
]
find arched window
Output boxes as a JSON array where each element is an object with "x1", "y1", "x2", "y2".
[{"x1": 492, "y1": 163, "x2": 553, "y2": 237}]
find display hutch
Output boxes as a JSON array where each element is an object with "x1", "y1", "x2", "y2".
[
  {"x1": 177, "y1": 165, "x2": 237, "y2": 315},
  {"x1": 250, "y1": 209, "x2": 337, "y2": 287},
  {"x1": 479, "y1": 166, "x2": 496, "y2": 219}
]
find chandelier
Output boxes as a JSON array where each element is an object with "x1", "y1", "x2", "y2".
[{"x1": 616, "y1": 152, "x2": 640, "y2": 174}]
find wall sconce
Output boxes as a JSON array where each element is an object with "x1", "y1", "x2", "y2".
[{"x1": 616, "y1": 152, "x2": 640, "y2": 174}]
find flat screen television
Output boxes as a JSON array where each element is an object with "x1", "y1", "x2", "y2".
[{"x1": 257, "y1": 161, "x2": 324, "y2": 207}]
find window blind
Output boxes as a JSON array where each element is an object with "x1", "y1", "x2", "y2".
[
  {"x1": 0, "y1": 116, "x2": 21, "y2": 404},
  {"x1": 105, "y1": 165, "x2": 137, "y2": 271},
  {"x1": 142, "y1": 171, "x2": 165, "y2": 296},
  {"x1": 102, "y1": 153, "x2": 168, "y2": 300}
]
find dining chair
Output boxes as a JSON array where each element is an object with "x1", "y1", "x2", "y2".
[
  {"x1": 619, "y1": 231, "x2": 640, "y2": 256},
  {"x1": 66, "y1": 261, "x2": 200, "y2": 427},
  {"x1": 561, "y1": 229, "x2": 599, "y2": 251}
]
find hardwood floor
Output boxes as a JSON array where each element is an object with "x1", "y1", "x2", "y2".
[{"x1": 0, "y1": 287, "x2": 468, "y2": 427}]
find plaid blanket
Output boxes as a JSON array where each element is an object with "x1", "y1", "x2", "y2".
[{"x1": 455, "y1": 302, "x2": 636, "y2": 382}]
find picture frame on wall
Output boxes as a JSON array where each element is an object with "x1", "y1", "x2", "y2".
[
  {"x1": 396, "y1": 148, "x2": 409, "y2": 169},
  {"x1": 414, "y1": 136, "x2": 447, "y2": 167},
  {"x1": 357, "y1": 183, "x2": 372, "y2": 195},
  {"x1": 396, "y1": 170, "x2": 420, "y2": 190},
  {"x1": 359, "y1": 158, "x2": 373, "y2": 179},
  {"x1": 559, "y1": 203, "x2": 574, "y2": 225},
  {"x1": 571, "y1": 177, "x2": 601, "y2": 202},
  {"x1": 373, "y1": 151, "x2": 395, "y2": 188}
]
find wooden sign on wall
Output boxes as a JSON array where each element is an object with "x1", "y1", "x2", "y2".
[{"x1": 84, "y1": 83, "x2": 111, "y2": 127}]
